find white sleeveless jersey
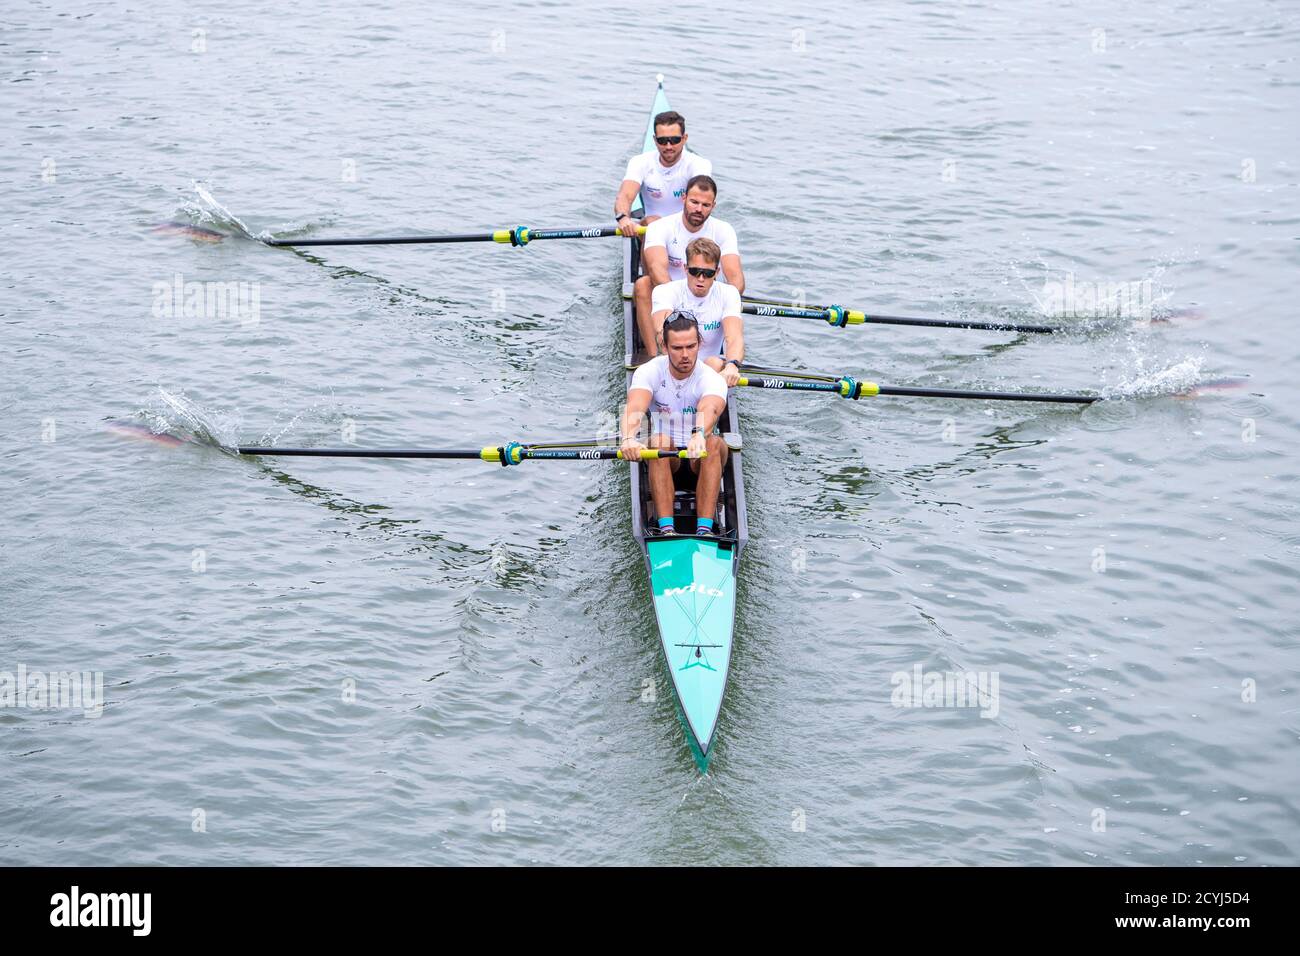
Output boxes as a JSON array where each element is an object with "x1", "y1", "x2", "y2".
[
  {"x1": 623, "y1": 150, "x2": 713, "y2": 220},
  {"x1": 628, "y1": 355, "x2": 728, "y2": 447},
  {"x1": 650, "y1": 279, "x2": 742, "y2": 357},
  {"x1": 643, "y1": 212, "x2": 739, "y2": 282}
]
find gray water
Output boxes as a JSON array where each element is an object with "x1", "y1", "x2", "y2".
[{"x1": 2, "y1": 0, "x2": 1297, "y2": 865}]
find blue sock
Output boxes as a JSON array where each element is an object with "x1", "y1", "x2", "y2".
[
  {"x1": 658, "y1": 517, "x2": 675, "y2": 530},
  {"x1": 696, "y1": 518, "x2": 714, "y2": 533}
]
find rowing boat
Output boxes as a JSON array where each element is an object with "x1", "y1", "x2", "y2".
[{"x1": 624, "y1": 79, "x2": 748, "y2": 766}]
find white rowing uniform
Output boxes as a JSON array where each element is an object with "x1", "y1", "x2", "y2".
[
  {"x1": 629, "y1": 355, "x2": 728, "y2": 448},
  {"x1": 650, "y1": 278, "x2": 742, "y2": 358},
  {"x1": 642, "y1": 211, "x2": 739, "y2": 282},
  {"x1": 622, "y1": 150, "x2": 713, "y2": 220}
]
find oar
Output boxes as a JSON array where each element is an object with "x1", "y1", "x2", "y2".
[
  {"x1": 264, "y1": 224, "x2": 644, "y2": 249},
  {"x1": 622, "y1": 360, "x2": 1099, "y2": 404},
  {"x1": 734, "y1": 370, "x2": 1100, "y2": 405},
  {"x1": 741, "y1": 298, "x2": 1058, "y2": 334},
  {"x1": 235, "y1": 441, "x2": 701, "y2": 465}
]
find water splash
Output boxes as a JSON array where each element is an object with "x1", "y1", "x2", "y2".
[
  {"x1": 182, "y1": 181, "x2": 330, "y2": 243},
  {"x1": 185, "y1": 181, "x2": 259, "y2": 240},
  {"x1": 1102, "y1": 356, "x2": 1207, "y2": 399},
  {"x1": 111, "y1": 387, "x2": 350, "y2": 459},
  {"x1": 140, "y1": 387, "x2": 245, "y2": 450},
  {"x1": 107, "y1": 388, "x2": 240, "y2": 451}
]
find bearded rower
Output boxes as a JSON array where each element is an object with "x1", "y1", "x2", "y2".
[
  {"x1": 649, "y1": 237, "x2": 744, "y2": 386},
  {"x1": 614, "y1": 108, "x2": 712, "y2": 236},
  {"x1": 621, "y1": 312, "x2": 730, "y2": 537},
  {"x1": 636, "y1": 175, "x2": 745, "y2": 356}
]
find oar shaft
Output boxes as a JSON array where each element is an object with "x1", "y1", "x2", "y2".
[
  {"x1": 235, "y1": 445, "x2": 695, "y2": 462},
  {"x1": 859, "y1": 313, "x2": 1057, "y2": 334},
  {"x1": 736, "y1": 364, "x2": 839, "y2": 383},
  {"x1": 736, "y1": 377, "x2": 1099, "y2": 404},
  {"x1": 736, "y1": 377, "x2": 842, "y2": 395},
  {"x1": 237, "y1": 447, "x2": 484, "y2": 458},
  {"x1": 742, "y1": 303, "x2": 1056, "y2": 334},
  {"x1": 875, "y1": 385, "x2": 1100, "y2": 404},
  {"x1": 265, "y1": 234, "x2": 496, "y2": 247},
  {"x1": 264, "y1": 225, "x2": 640, "y2": 248}
]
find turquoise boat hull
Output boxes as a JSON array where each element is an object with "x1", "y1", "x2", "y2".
[{"x1": 646, "y1": 536, "x2": 738, "y2": 757}]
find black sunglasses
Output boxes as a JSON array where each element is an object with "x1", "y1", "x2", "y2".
[
  {"x1": 655, "y1": 135, "x2": 683, "y2": 146},
  {"x1": 687, "y1": 266, "x2": 717, "y2": 279}
]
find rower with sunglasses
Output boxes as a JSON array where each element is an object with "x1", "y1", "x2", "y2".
[
  {"x1": 649, "y1": 237, "x2": 744, "y2": 387},
  {"x1": 621, "y1": 312, "x2": 730, "y2": 537},
  {"x1": 614, "y1": 109, "x2": 712, "y2": 237},
  {"x1": 636, "y1": 175, "x2": 745, "y2": 357}
]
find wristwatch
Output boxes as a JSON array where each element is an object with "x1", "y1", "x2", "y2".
[
  {"x1": 615, "y1": 212, "x2": 630, "y2": 222},
  {"x1": 725, "y1": 359, "x2": 742, "y2": 368}
]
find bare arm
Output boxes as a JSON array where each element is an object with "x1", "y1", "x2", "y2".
[
  {"x1": 721, "y1": 253, "x2": 745, "y2": 294},
  {"x1": 644, "y1": 245, "x2": 671, "y2": 286},
  {"x1": 721, "y1": 314, "x2": 744, "y2": 365},
  {"x1": 614, "y1": 180, "x2": 640, "y2": 220},
  {"x1": 694, "y1": 394, "x2": 726, "y2": 435},
  {"x1": 649, "y1": 307, "x2": 672, "y2": 350},
  {"x1": 615, "y1": 180, "x2": 642, "y2": 237},
  {"x1": 621, "y1": 387, "x2": 653, "y2": 456}
]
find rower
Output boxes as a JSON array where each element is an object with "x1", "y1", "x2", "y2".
[
  {"x1": 649, "y1": 237, "x2": 744, "y2": 386},
  {"x1": 614, "y1": 108, "x2": 712, "y2": 236},
  {"x1": 621, "y1": 312, "x2": 730, "y2": 537},
  {"x1": 636, "y1": 175, "x2": 745, "y2": 356}
]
